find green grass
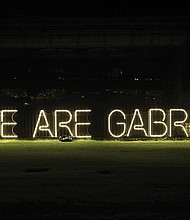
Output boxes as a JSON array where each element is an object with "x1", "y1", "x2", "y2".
[{"x1": 1, "y1": 139, "x2": 190, "y2": 219}]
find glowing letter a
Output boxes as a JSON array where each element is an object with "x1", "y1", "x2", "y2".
[
  {"x1": 127, "y1": 109, "x2": 147, "y2": 137},
  {"x1": 33, "y1": 110, "x2": 53, "y2": 138}
]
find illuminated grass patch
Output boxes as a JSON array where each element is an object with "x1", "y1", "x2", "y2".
[{"x1": 0, "y1": 139, "x2": 190, "y2": 218}]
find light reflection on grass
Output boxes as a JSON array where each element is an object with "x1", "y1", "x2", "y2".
[{"x1": 0, "y1": 140, "x2": 190, "y2": 209}]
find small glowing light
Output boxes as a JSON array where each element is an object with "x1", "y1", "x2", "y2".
[
  {"x1": 33, "y1": 110, "x2": 54, "y2": 138},
  {"x1": 1, "y1": 110, "x2": 18, "y2": 138},
  {"x1": 58, "y1": 76, "x2": 65, "y2": 80},
  {"x1": 108, "y1": 109, "x2": 126, "y2": 138},
  {"x1": 145, "y1": 78, "x2": 153, "y2": 81}
]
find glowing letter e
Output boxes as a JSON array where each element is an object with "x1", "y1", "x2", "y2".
[
  {"x1": 148, "y1": 109, "x2": 168, "y2": 137},
  {"x1": 1, "y1": 110, "x2": 18, "y2": 138},
  {"x1": 108, "y1": 110, "x2": 126, "y2": 138},
  {"x1": 75, "y1": 110, "x2": 91, "y2": 138}
]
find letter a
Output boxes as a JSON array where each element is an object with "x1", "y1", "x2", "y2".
[
  {"x1": 33, "y1": 110, "x2": 53, "y2": 138},
  {"x1": 127, "y1": 109, "x2": 147, "y2": 137}
]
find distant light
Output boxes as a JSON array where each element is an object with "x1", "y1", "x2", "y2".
[
  {"x1": 58, "y1": 76, "x2": 65, "y2": 80},
  {"x1": 24, "y1": 102, "x2": 29, "y2": 106},
  {"x1": 113, "y1": 91, "x2": 119, "y2": 94},
  {"x1": 145, "y1": 78, "x2": 153, "y2": 81}
]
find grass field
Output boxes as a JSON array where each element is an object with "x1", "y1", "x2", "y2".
[{"x1": 0, "y1": 139, "x2": 190, "y2": 219}]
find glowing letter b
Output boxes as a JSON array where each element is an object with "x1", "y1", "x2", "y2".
[{"x1": 149, "y1": 109, "x2": 168, "y2": 137}]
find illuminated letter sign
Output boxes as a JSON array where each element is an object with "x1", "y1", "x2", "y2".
[
  {"x1": 75, "y1": 110, "x2": 91, "y2": 138},
  {"x1": 127, "y1": 109, "x2": 148, "y2": 137},
  {"x1": 33, "y1": 110, "x2": 54, "y2": 138},
  {"x1": 108, "y1": 110, "x2": 126, "y2": 138},
  {"x1": 169, "y1": 109, "x2": 188, "y2": 137},
  {"x1": 1, "y1": 110, "x2": 18, "y2": 138},
  {"x1": 0, "y1": 107, "x2": 190, "y2": 140},
  {"x1": 148, "y1": 109, "x2": 168, "y2": 137},
  {"x1": 54, "y1": 110, "x2": 73, "y2": 137}
]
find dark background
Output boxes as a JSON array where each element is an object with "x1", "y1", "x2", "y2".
[{"x1": 0, "y1": 1, "x2": 190, "y2": 109}]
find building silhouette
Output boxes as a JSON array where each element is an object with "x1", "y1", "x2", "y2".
[{"x1": 0, "y1": 8, "x2": 190, "y2": 108}]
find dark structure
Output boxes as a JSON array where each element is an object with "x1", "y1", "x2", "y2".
[{"x1": 0, "y1": 9, "x2": 190, "y2": 108}]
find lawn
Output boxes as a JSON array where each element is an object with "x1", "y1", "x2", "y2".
[{"x1": 0, "y1": 139, "x2": 190, "y2": 219}]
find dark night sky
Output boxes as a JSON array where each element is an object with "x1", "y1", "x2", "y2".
[
  {"x1": 1, "y1": 1, "x2": 190, "y2": 75},
  {"x1": 1, "y1": 1, "x2": 190, "y2": 18},
  {"x1": 0, "y1": 1, "x2": 190, "y2": 106}
]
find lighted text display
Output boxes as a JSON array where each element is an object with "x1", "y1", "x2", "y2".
[
  {"x1": 0, "y1": 108, "x2": 190, "y2": 139},
  {"x1": 33, "y1": 109, "x2": 91, "y2": 138},
  {"x1": 108, "y1": 108, "x2": 189, "y2": 138}
]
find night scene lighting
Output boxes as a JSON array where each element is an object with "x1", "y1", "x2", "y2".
[{"x1": 1, "y1": 2, "x2": 190, "y2": 219}]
